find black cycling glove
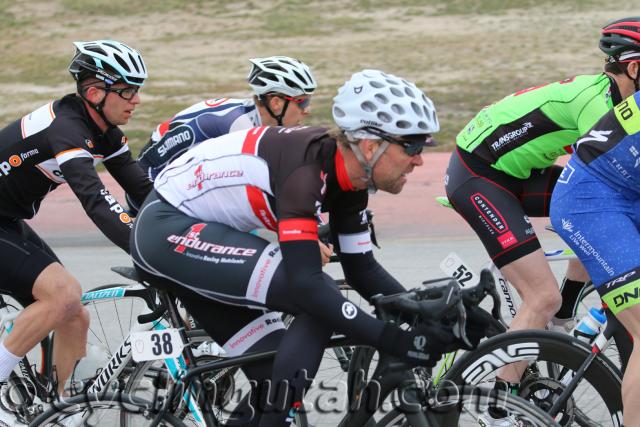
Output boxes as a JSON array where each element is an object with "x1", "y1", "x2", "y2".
[
  {"x1": 378, "y1": 322, "x2": 457, "y2": 367},
  {"x1": 461, "y1": 307, "x2": 493, "y2": 349}
]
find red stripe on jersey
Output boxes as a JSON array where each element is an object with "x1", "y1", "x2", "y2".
[
  {"x1": 241, "y1": 127, "x2": 268, "y2": 155},
  {"x1": 335, "y1": 147, "x2": 355, "y2": 191},
  {"x1": 246, "y1": 185, "x2": 277, "y2": 231},
  {"x1": 278, "y1": 219, "x2": 318, "y2": 242},
  {"x1": 241, "y1": 127, "x2": 274, "y2": 230},
  {"x1": 157, "y1": 118, "x2": 172, "y2": 138},
  {"x1": 204, "y1": 98, "x2": 229, "y2": 107}
]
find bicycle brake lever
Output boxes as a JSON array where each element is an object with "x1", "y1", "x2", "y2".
[
  {"x1": 480, "y1": 269, "x2": 505, "y2": 324},
  {"x1": 452, "y1": 295, "x2": 471, "y2": 348}
]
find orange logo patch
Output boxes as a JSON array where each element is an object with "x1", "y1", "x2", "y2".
[
  {"x1": 119, "y1": 212, "x2": 132, "y2": 223},
  {"x1": 8, "y1": 155, "x2": 21, "y2": 167}
]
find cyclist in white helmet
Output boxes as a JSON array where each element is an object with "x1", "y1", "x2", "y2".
[
  {"x1": 136, "y1": 55, "x2": 317, "y2": 183},
  {"x1": 0, "y1": 39, "x2": 152, "y2": 423},
  {"x1": 131, "y1": 69, "x2": 483, "y2": 425}
]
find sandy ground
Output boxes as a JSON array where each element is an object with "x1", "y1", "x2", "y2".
[{"x1": 2, "y1": 2, "x2": 638, "y2": 147}]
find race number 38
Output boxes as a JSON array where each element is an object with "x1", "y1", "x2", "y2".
[{"x1": 131, "y1": 329, "x2": 185, "y2": 362}]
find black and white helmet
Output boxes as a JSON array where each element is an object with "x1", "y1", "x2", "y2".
[
  {"x1": 332, "y1": 69, "x2": 439, "y2": 136},
  {"x1": 247, "y1": 56, "x2": 317, "y2": 97},
  {"x1": 69, "y1": 40, "x2": 147, "y2": 86}
]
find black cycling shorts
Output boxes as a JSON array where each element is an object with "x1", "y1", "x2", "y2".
[
  {"x1": 0, "y1": 218, "x2": 59, "y2": 305},
  {"x1": 131, "y1": 192, "x2": 287, "y2": 355},
  {"x1": 445, "y1": 148, "x2": 562, "y2": 268}
]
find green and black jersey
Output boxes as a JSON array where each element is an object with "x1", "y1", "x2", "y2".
[{"x1": 456, "y1": 74, "x2": 621, "y2": 179}]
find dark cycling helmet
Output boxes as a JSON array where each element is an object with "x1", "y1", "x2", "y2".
[
  {"x1": 69, "y1": 40, "x2": 147, "y2": 86},
  {"x1": 600, "y1": 17, "x2": 640, "y2": 60}
]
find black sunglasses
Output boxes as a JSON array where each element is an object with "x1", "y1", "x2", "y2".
[
  {"x1": 102, "y1": 86, "x2": 141, "y2": 101},
  {"x1": 364, "y1": 127, "x2": 431, "y2": 156}
]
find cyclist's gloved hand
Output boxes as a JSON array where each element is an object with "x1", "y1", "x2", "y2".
[
  {"x1": 379, "y1": 323, "x2": 456, "y2": 367},
  {"x1": 461, "y1": 307, "x2": 493, "y2": 349}
]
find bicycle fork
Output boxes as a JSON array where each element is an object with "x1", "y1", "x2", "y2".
[{"x1": 155, "y1": 322, "x2": 207, "y2": 426}]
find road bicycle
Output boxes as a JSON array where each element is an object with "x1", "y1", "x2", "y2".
[{"x1": 31, "y1": 272, "x2": 560, "y2": 426}]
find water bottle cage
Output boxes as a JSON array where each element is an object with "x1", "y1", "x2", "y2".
[{"x1": 573, "y1": 329, "x2": 597, "y2": 341}]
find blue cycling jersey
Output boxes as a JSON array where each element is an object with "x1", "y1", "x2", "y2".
[
  {"x1": 572, "y1": 90, "x2": 640, "y2": 198},
  {"x1": 551, "y1": 91, "x2": 640, "y2": 314},
  {"x1": 138, "y1": 98, "x2": 261, "y2": 180}
]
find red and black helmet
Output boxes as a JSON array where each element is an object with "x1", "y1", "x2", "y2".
[{"x1": 600, "y1": 17, "x2": 640, "y2": 60}]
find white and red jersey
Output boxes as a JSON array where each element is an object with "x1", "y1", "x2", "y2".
[{"x1": 154, "y1": 126, "x2": 372, "y2": 250}]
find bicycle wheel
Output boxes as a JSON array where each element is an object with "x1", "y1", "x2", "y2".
[
  {"x1": 30, "y1": 391, "x2": 186, "y2": 426},
  {"x1": 443, "y1": 330, "x2": 623, "y2": 426},
  {"x1": 70, "y1": 283, "x2": 157, "y2": 392},
  {"x1": 372, "y1": 386, "x2": 559, "y2": 426}
]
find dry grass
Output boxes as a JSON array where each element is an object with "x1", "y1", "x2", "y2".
[{"x1": 1, "y1": 0, "x2": 639, "y2": 153}]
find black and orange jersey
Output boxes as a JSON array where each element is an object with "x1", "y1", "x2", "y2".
[{"x1": 0, "y1": 94, "x2": 152, "y2": 252}]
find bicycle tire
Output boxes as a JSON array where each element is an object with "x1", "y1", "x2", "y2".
[
  {"x1": 371, "y1": 386, "x2": 559, "y2": 426},
  {"x1": 30, "y1": 391, "x2": 187, "y2": 426},
  {"x1": 443, "y1": 330, "x2": 623, "y2": 426}
]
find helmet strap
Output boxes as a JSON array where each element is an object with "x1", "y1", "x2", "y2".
[
  {"x1": 261, "y1": 95, "x2": 289, "y2": 126},
  {"x1": 77, "y1": 81, "x2": 116, "y2": 129},
  {"x1": 349, "y1": 140, "x2": 390, "y2": 194}
]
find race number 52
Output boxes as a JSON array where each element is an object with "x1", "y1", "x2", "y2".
[
  {"x1": 131, "y1": 329, "x2": 185, "y2": 362},
  {"x1": 439, "y1": 252, "x2": 478, "y2": 287}
]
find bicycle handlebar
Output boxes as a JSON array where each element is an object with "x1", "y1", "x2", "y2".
[
  {"x1": 372, "y1": 268, "x2": 503, "y2": 348},
  {"x1": 137, "y1": 302, "x2": 167, "y2": 324}
]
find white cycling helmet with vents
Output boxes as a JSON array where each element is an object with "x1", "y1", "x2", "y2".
[
  {"x1": 332, "y1": 69, "x2": 439, "y2": 136},
  {"x1": 247, "y1": 56, "x2": 317, "y2": 97},
  {"x1": 69, "y1": 40, "x2": 147, "y2": 86}
]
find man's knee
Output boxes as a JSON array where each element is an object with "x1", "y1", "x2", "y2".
[
  {"x1": 71, "y1": 306, "x2": 90, "y2": 331},
  {"x1": 33, "y1": 265, "x2": 84, "y2": 323},
  {"x1": 527, "y1": 283, "x2": 562, "y2": 316}
]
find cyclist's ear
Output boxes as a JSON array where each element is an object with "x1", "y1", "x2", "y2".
[
  {"x1": 83, "y1": 85, "x2": 106, "y2": 103},
  {"x1": 267, "y1": 95, "x2": 284, "y2": 112},
  {"x1": 630, "y1": 61, "x2": 640, "y2": 80},
  {"x1": 358, "y1": 138, "x2": 382, "y2": 161}
]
